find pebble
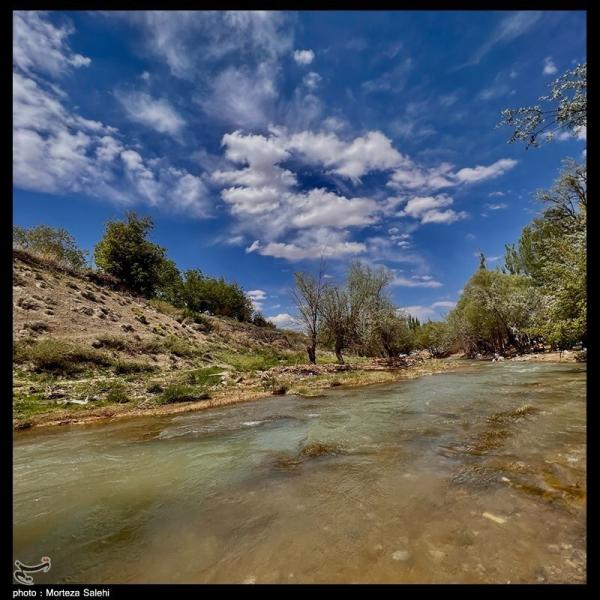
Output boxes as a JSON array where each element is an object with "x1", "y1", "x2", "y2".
[
  {"x1": 482, "y1": 511, "x2": 507, "y2": 525},
  {"x1": 392, "y1": 550, "x2": 411, "y2": 561},
  {"x1": 242, "y1": 576, "x2": 256, "y2": 584}
]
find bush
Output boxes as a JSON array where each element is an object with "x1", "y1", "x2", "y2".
[
  {"x1": 158, "y1": 384, "x2": 210, "y2": 404},
  {"x1": 13, "y1": 225, "x2": 88, "y2": 270},
  {"x1": 106, "y1": 382, "x2": 129, "y2": 404}
]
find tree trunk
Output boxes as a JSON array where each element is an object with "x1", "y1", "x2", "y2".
[
  {"x1": 335, "y1": 339, "x2": 344, "y2": 364},
  {"x1": 306, "y1": 344, "x2": 316, "y2": 364}
]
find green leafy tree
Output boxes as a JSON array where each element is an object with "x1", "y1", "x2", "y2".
[
  {"x1": 94, "y1": 212, "x2": 167, "y2": 297},
  {"x1": 181, "y1": 269, "x2": 253, "y2": 322},
  {"x1": 13, "y1": 224, "x2": 88, "y2": 270}
]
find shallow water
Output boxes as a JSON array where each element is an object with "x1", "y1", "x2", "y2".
[{"x1": 13, "y1": 361, "x2": 586, "y2": 583}]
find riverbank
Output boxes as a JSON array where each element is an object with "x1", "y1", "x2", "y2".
[{"x1": 13, "y1": 357, "x2": 465, "y2": 430}]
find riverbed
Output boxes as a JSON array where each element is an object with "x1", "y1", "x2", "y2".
[{"x1": 13, "y1": 361, "x2": 586, "y2": 583}]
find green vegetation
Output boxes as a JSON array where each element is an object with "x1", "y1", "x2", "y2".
[
  {"x1": 159, "y1": 384, "x2": 210, "y2": 404},
  {"x1": 13, "y1": 224, "x2": 88, "y2": 270}
]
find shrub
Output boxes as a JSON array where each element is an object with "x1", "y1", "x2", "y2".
[
  {"x1": 13, "y1": 225, "x2": 88, "y2": 270},
  {"x1": 106, "y1": 382, "x2": 129, "y2": 404},
  {"x1": 158, "y1": 384, "x2": 210, "y2": 404},
  {"x1": 146, "y1": 382, "x2": 164, "y2": 394},
  {"x1": 162, "y1": 335, "x2": 198, "y2": 358}
]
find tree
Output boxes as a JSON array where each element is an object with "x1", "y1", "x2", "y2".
[
  {"x1": 321, "y1": 285, "x2": 351, "y2": 363},
  {"x1": 500, "y1": 63, "x2": 586, "y2": 148},
  {"x1": 292, "y1": 264, "x2": 328, "y2": 364},
  {"x1": 155, "y1": 257, "x2": 185, "y2": 306},
  {"x1": 415, "y1": 320, "x2": 452, "y2": 358},
  {"x1": 374, "y1": 310, "x2": 415, "y2": 358},
  {"x1": 181, "y1": 269, "x2": 253, "y2": 322},
  {"x1": 94, "y1": 212, "x2": 167, "y2": 297},
  {"x1": 13, "y1": 224, "x2": 88, "y2": 270},
  {"x1": 501, "y1": 160, "x2": 586, "y2": 349}
]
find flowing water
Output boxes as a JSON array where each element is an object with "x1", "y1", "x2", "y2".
[{"x1": 13, "y1": 361, "x2": 586, "y2": 583}]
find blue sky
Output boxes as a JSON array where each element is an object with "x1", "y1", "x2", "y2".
[{"x1": 13, "y1": 10, "x2": 586, "y2": 326}]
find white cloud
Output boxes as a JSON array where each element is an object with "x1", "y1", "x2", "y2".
[
  {"x1": 112, "y1": 11, "x2": 293, "y2": 79},
  {"x1": 116, "y1": 91, "x2": 185, "y2": 136},
  {"x1": 293, "y1": 49, "x2": 315, "y2": 65},
  {"x1": 485, "y1": 202, "x2": 508, "y2": 210},
  {"x1": 247, "y1": 289, "x2": 267, "y2": 311},
  {"x1": 201, "y1": 64, "x2": 279, "y2": 129},
  {"x1": 391, "y1": 275, "x2": 443, "y2": 288},
  {"x1": 13, "y1": 11, "x2": 91, "y2": 77},
  {"x1": 400, "y1": 300, "x2": 455, "y2": 321},
  {"x1": 396, "y1": 194, "x2": 467, "y2": 225},
  {"x1": 303, "y1": 71, "x2": 322, "y2": 89},
  {"x1": 464, "y1": 11, "x2": 542, "y2": 67},
  {"x1": 13, "y1": 14, "x2": 210, "y2": 218},
  {"x1": 361, "y1": 59, "x2": 413, "y2": 93},
  {"x1": 543, "y1": 56, "x2": 558, "y2": 76},
  {"x1": 286, "y1": 130, "x2": 403, "y2": 182},
  {"x1": 267, "y1": 313, "x2": 302, "y2": 330},
  {"x1": 252, "y1": 229, "x2": 366, "y2": 261},
  {"x1": 454, "y1": 158, "x2": 518, "y2": 183}
]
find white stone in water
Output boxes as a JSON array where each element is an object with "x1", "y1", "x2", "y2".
[
  {"x1": 242, "y1": 576, "x2": 256, "y2": 584},
  {"x1": 392, "y1": 550, "x2": 411, "y2": 561}
]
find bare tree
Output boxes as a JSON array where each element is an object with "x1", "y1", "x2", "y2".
[{"x1": 292, "y1": 260, "x2": 327, "y2": 364}]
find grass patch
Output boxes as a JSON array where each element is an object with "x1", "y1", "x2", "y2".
[
  {"x1": 113, "y1": 360, "x2": 156, "y2": 375},
  {"x1": 217, "y1": 349, "x2": 305, "y2": 372},
  {"x1": 146, "y1": 382, "x2": 164, "y2": 394},
  {"x1": 158, "y1": 384, "x2": 210, "y2": 404},
  {"x1": 14, "y1": 339, "x2": 114, "y2": 376},
  {"x1": 162, "y1": 335, "x2": 199, "y2": 358},
  {"x1": 185, "y1": 366, "x2": 223, "y2": 386},
  {"x1": 149, "y1": 299, "x2": 182, "y2": 318}
]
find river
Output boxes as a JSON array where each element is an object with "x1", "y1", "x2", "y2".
[{"x1": 13, "y1": 361, "x2": 586, "y2": 583}]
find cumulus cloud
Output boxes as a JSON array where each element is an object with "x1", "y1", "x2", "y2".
[
  {"x1": 247, "y1": 289, "x2": 267, "y2": 311},
  {"x1": 303, "y1": 71, "x2": 322, "y2": 89},
  {"x1": 399, "y1": 300, "x2": 456, "y2": 321},
  {"x1": 13, "y1": 11, "x2": 91, "y2": 77},
  {"x1": 396, "y1": 194, "x2": 467, "y2": 225},
  {"x1": 116, "y1": 91, "x2": 185, "y2": 136},
  {"x1": 267, "y1": 313, "x2": 302, "y2": 330},
  {"x1": 293, "y1": 49, "x2": 315, "y2": 65},
  {"x1": 454, "y1": 158, "x2": 518, "y2": 183},
  {"x1": 543, "y1": 56, "x2": 558, "y2": 75}
]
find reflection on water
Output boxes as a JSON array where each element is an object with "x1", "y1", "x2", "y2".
[{"x1": 13, "y1": 361, "x2": 586, "y2": 583}]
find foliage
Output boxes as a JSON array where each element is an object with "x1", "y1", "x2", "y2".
[
  {"x1": 500, "y1": 63, "x2": 586, "y2": 148},
  {"x1": 251, "y1": 313, "x2": 276, "y2": 329},
  {"x1": 415, "y1": 320, "x2": 452, "y2": 358},
  {"x1": 180, "y1": 269, "x2": 253, "y2": 322},
  {"x1": 158, "y1": 384, "x2": 210, "y2": 404},
  {"x1": 13, "y1": 224, "x2": 88, "y2": 270},
  {"x1": 94, "y1": 212, "x2": 167, "y2": 297}
]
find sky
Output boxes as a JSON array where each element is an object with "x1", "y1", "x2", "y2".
[{"x1": 12, "y1": 10, "x2": 587, "y2": 328}]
